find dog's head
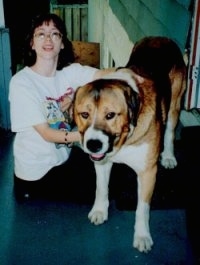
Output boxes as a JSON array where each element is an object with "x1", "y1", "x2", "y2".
[{"x1": 73, "y1": 69, "x2": 140, "y2": 163}]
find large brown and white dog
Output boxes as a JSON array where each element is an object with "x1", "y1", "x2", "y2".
[{"x1": 73, "y1": 36, "x2": 186, "y2": 252}]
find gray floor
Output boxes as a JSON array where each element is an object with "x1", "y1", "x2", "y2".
[{"x1": 0, "y1": 131, "x2": 196, "y2": 265}]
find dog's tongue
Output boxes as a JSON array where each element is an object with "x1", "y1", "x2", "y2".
[{"x1": 90, "y1": 153, "x2": 105, "y2": 161}]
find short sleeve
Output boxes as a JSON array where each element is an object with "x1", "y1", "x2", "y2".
[{"x1": 9, "y1": 76, "x2": 46, "y2": 132}]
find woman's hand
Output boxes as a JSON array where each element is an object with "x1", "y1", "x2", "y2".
[{"x1": 60, "y1": 95, "x2": 72, "y2": 113}]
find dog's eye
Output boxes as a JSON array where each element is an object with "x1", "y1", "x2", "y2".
[
  {"x1": 80, "y1": 112, "x2": 89, "y2": 119},
  {"x1": 106, "y1": 112, "x2": 116, "y2": 120}
]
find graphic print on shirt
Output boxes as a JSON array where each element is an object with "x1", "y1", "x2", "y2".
[
  {"x1": 45, "y1": 99, "x2": 70, "y2": 129},
  {"x1": 44, "y1": 98, "x2": 71, "y2": 149}
]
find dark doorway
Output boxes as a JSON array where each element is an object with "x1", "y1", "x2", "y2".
[{"x1": 3, "y1": 0, "x2": 49, "y2": 74}]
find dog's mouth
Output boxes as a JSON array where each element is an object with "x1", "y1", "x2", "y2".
[
  {"x1": 84, "y1": 137, "x2": 111, "y2": 162},
  {"x1": 83, "y1": 130, "x2": 117, "y2": 162},
  {"x1": 86, "y1": 138, "x2": 107, "y2": 161},
  {"x1": 89, "y1": 153, "x2": 106, "y2": 161}
]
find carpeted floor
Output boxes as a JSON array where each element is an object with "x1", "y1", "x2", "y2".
[{"x1": 0, "y1": 126, "x2": 199, "y2": 264}]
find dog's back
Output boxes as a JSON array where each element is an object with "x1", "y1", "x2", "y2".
[{"x1": 126, "y1": 36, "x2": 186, "y2": 80}]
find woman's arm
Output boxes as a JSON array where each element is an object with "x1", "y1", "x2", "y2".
[
  {"x1": 34, "y1": 123, "x2": 81, "y2": 144},
  {"x1": 60, "y1": 67, "x2": 116, "y2": 113}
]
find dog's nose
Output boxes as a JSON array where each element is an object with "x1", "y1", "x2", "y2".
[{"x1": 86, "y1": 139, "x2": 102, "y2": 153}]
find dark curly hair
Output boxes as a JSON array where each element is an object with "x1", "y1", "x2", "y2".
[{"x1": 23, "y1": 13, "x2": 75, "y2": 70}]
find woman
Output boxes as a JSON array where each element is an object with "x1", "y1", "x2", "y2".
[{"x1": 9, "y1": 13, "x2": 114, "y2": 201}]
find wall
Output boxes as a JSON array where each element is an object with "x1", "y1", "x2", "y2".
[
  {"x1": 88, "y1": 0, "x2": 193, "y2": 69},
  {"x1": 50, "y1": 4, "x2": 88, "y2": 41},
  {"x1": 88, "y1": 0, "x2": 133, "y2": 68},
  {"x1": 109, "y1": 0, "x2": 192, "y2": 52}
]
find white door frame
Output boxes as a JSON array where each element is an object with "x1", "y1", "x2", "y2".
[
  {"x1": 185, "y1": 0, "x2": 200, "y2": 110},
  {"x1": 0, "y1": 0, "x2": 5, "y2": 27}
]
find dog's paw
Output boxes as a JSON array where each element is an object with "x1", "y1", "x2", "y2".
[
  {"x1": 88, "y1": 209, "x2": 108, "y2": 225},
  {"x1": 160, "y1": 153, "x2": 177, "y2": 169},
  {"x1": 133, "y1": 234, "x2": 153, "y2": 253}
]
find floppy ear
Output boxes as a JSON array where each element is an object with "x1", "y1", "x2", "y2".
[
  {"x1": 101, "y1": 68, "x2": 141, "y2": 126},
  {"x1": 124, "y1": 86, "x2": 140, "y2": 127}
]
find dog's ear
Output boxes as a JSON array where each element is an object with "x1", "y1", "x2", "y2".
[
  {"x1": 115, "y1": 69, "x2": 141, "y2": 126},
  {"x1": 124, "y1": 86, "x2": 140, "y2": 127},
  {"x1": 101, "y1": 68, "x2": 141, "y2": 126}
]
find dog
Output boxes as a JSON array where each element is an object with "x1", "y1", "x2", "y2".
[{"x1": 73, "y1": 36, "x2": 186, "y2": 253}]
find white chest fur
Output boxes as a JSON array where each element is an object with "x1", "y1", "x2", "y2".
[{"x1": 110, "y1": 142, "x2": 149, "y2": 173}]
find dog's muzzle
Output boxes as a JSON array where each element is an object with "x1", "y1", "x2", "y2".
[
  {"x1": 86, "y1": 139, "x2": 106, "y2": 161},
  {"x1": 83, "y1": 127, "x2": 116, "y2": 162}
]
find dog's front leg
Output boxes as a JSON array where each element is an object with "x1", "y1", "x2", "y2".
[
  {"x1": 133, "y1": 167, "x2": 156, "y2": 253},
  {"x1": 88, "y1": 161, "x2": 113, "y2": 225}
]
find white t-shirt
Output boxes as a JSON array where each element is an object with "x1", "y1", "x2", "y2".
[{"x1": 9, "y1": 63, "x2": 98, "y2": 180}]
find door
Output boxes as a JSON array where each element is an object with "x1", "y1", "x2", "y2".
[{"x1": 0, "y1": 28, "x2": 12, "y2": 130}]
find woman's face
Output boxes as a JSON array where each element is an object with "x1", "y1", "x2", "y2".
[{"x1": 31, "y1": 20, "x2": 64, "y2": 61}]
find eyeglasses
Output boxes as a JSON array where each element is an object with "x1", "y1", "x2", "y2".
[{"x1": 34, "y1": 31, "x2": 63, "y2": 41}]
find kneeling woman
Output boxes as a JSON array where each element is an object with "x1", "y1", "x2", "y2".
[{"x1": 9, "y1": 13, "x2": 114, "y2": 200}]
